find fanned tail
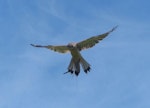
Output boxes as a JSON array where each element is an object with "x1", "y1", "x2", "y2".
[{"x1": 64, "y1": 56, "x2": 90, "y2": 76}]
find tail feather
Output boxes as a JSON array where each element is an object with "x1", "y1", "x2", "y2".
[
  {"x1": 66, "y1": 57, "x2": 80, "y2": 76},
  {"x1": 68, "y1": 58, "x2": 74, "y2": 74},
  {"x1": 80, "y1": 57, "x2": 91, "y2": 73},
  {"x1": 65, "y1": 56, "x2": 90, "y2": 76},
  {"x1": 74, "y1": 60, "x2": 80, "y2": 76},
  {"x1": 64, "y1": 59, "x2": 74, "y2": 74}
]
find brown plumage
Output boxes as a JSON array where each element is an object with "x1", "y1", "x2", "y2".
[{"x1": 31, "y1": 26, "x2": 117, "y2": 76}]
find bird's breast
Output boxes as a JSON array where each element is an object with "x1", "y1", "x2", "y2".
[{"x1": 70, "y1": 48, "x2": 81, "y2": 58}]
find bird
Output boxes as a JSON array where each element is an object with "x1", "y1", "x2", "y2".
[{"x1": 31, "y1": 26, "x2": 117, "y2": 76}]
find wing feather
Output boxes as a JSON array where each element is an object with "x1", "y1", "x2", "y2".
[
  {"x1": 76, "y1": 26, "x2": 118, "y2": 51},
  {"x1": 31, "y1": 44, "x2": 70, "y2": 53}
]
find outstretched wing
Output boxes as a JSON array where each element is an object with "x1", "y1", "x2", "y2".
[
  {"x1": 76, "y1": 26, "x2": 118, "y2": 51},
  {"x1": 31, "y1": 44, "x2": 70, "y2": 53}
]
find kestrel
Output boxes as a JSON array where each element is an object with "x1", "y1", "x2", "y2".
[{"x1": 31, "y1": 26, "x2": 117, "y2": 76}]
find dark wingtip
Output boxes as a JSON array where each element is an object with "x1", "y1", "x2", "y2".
[
  {"x1": 110, "y1": 25, "x2": 118, "y2": 32},
  {"x1": 115, "y1": 25, "x2": 119, "y2": 28},
  {"x1": 30, "y1": 44, "x2": 43, "y2": 47},
  {"x1": 30, "y1": 44, "x2": 36, "y2": 47}
]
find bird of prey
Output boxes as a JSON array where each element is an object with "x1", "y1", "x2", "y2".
[{"x1": 31, "y1": 26, "x2": 117, "y2": 76}]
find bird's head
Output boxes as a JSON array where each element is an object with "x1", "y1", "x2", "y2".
[{"x1": 67, "y1": 43, "x2": 76, "y2": 49}]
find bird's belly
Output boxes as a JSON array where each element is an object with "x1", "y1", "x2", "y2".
[{"x1": 70, "y1": 49, "x2": 81, "y2": 58}]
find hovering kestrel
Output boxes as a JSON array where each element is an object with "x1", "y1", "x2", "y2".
[{"x1": 31, "y1": 26, "x2": 117, "y2": 76}]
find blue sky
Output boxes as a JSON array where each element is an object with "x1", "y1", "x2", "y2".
[{"x1": 0, "y1": 0, "x2": 150, "y2": 108}]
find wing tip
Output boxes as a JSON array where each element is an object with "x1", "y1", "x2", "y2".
[
  {"x1": 30, "y1": 44, "x2": 44, "y2": 47},
  {"x1": 30, "y1": 44, "x2": 35, "y2": 46},
  {"x1": 110, "y1": 25, "x2": 118, "y2": 32}
]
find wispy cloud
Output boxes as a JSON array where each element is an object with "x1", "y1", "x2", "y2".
[{"x1": 0, "y1": 0, "x2": 150, "y2": 108}]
